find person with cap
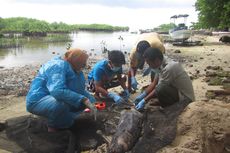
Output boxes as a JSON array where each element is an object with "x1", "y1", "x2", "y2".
[
  {"x1": 88, "y1": 50, "x2": 129, "y2": 104},
  {"x1": 128, "y1": 32, "x2": 165, "y2": 92},
  {"x1": 134, "y1": 47, "x2": 195, "y2": 110},
  {"x1": 26, "y1": 48, "x2": 97, "y2": 132}
]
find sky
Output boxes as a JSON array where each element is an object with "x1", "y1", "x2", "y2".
[{"x1": 0, "y1": 0, "x2": 198, "y2": 30}]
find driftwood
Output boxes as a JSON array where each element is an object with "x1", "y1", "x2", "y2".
[
  {"x1": 207, "y1": 89, "x2": 230, "y2": 95},
  {"x1": 108, "y1": 108, "x2": 143, "y2": 153},
  {"x1": 4, "y1": 112, "x2": 114, "y2": 153}
]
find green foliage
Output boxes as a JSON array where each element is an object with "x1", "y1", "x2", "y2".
[
  {"x1": 73, "y1": 24, "x2": 129, "y2": 31},
  {"x1": 0, "y1": 17, "x2": 5, "y2": 32},
  {"x1": 0, "y1": 17, "x2": 129, "y2": 35},
  {"x1": 155, "y1": 23, "x2": 176, "y2": 32},
  {"x1": 1, "y1": 17, "x2": 48, "y2": 33},
  {"x1": 190, "y1": 22, "x2": 202, "y2": 29},
  {"x1": 49, "y1": 22, "x2": 73, "y2": 32},
  {"x1": 195, "y1": 0, "x2": 230, "y2": 29}
]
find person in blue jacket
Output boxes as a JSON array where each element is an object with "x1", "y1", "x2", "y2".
[
  {"x1": 88, "y1": 50, "x2": 130, "y2": 104},
  {"x1": 26, "y1": 48, "x2": 97, "y2": 132}
]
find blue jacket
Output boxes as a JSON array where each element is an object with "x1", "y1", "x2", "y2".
[
  {"x1": 88, "y1": 60, "x2": 122, "y2": 82},
  {"x1": 26, "y1": 56, "x2": 94, "y2": 109}
]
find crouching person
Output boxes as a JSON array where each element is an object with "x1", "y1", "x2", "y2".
[
  {"x1": 134, "y1": 47, "x2": 195, "y2": 110},
  {"x1": 128, "y1": 32, "x2": 165, "y2": 92},
  {"x1": 26, "y1": 48, "x2": 97, "y2": 132},
  {"x1": 88, "y1": 50, "x2": 130, "y2": 104}
]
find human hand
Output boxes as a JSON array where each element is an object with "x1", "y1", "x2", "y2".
[
  {"x1": 133, "y1": 91, "x2": 147, "y2": 104},
  {"x1": 135, "y1": 99, "x2": 145, "y2": 110},
  {"x1": 108, "y1": 92, "x2": 125, "y2": 104},
  {"x1": 83, "y1": 99, "x2": 97, "y2": 120},
  {"x1": 131, "y1": 77, "x2": 138, "y2": 90}
]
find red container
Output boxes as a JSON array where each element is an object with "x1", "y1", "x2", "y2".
[
  {"x1": 84, "y1": 102, "x2": 106, "y2": 112},
  {"x1": 95, "y1": 102, "x2": 106, "y2": 110}
]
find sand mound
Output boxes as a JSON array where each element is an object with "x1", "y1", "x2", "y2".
[{"x1": 158, "y1": 101, "x2": 230, "y2": 153}]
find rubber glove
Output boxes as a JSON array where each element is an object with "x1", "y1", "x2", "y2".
[
  {"x1": 131, "y1": 77, "x2": 138, "y2": 90},
  {"x1": 83, "y1": 99, "x2": 97, "y2": 120},
  {"x1": 142, "y1": 67, "x2": 152, "y2": 77},
  {"x1": 108, "y1": 92, "x2": 125, "y2": 104},
  {"x1": 123, "y1": 89, "x2": 130, "y2": 100},
  {"x1": 135, "y1": 99, "x2": 145, "y2": 110},
  {"x1": 133, "y1": 91, "x2": 147, "y2": 104}
]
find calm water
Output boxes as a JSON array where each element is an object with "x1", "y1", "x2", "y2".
[{"x1": 0, "y1": 31, "x2": 139, "y2": 68}]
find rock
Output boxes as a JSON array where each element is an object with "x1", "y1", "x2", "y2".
[
  {"x1": 206, "y1": 71, "x2": 217, "y2": 77},
  {"x1": 206, "y1": 66, "x2": 222, "y2": 70},
  {"x1": 174, "y1": 50, "x2": 181, "y2": 53},
  {"x1": 219, "y1": 35, "x2": 230, "y2": 43},
  {"x1": 203, "y1": 77, "x2": 210, "y2": 82},
  {"x1": 0, "y1": 121, "x2": 6, "y2": 132},
  {"x1": 0, "y1": 89, "x2": 8, "y2": 96},
  {"x1": 221, "y1": 78, "x2": 230, "y2": 83}
]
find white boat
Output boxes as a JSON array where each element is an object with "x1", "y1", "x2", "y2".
[{"x1": 169, "y1": 15, "x2": 191, "y2": 41}]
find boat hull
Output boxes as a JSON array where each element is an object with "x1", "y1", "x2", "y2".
[{"x1": 169, "y1": 29, "x2": 191, "y2": 41}]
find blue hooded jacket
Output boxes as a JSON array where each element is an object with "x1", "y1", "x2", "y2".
[{"x1": 26, "y1": 56, "x2": 94, "y2": 110}]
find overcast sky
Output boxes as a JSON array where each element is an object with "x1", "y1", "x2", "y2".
[{"x1": 0, "y1": 0, "x2": 198, "y2": 30}]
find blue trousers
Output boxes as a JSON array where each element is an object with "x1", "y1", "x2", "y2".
[{"x1": 27, "y1": 95, "x2": 84, "y2": 129}]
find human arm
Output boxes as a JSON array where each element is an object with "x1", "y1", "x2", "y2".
[
  {"x1": 82, "y1": 98, "x2": 97, "y2": 120},
  {"x1": 129, "y1": 67, "x2": 138, "y2": 90},
  {"x1": 117, "y1": 74, "x2": 127, "y2": 90},
  {"x1": 144, "y1": 74, "x2": 159, "y2": 96},
  {"x1": 134, "y1": 74, "x2": 159, "y2": 105},
  {"x1": 45, "y1": 63, "x2": 87, "y2": 108},
  {"x1": 83, "y1": 90, "x2": 96, "y2": 103},
  {"x1": 94, "y1": 81, "x2": 109, "y2": 97}
]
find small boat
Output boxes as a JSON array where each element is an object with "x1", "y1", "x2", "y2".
[
  {"x1": 130, "y1": 31, "x2": 138, "y2": 34},
  {"x1": 169, "y1": 14, "x2": 191, "y2": 41}
]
